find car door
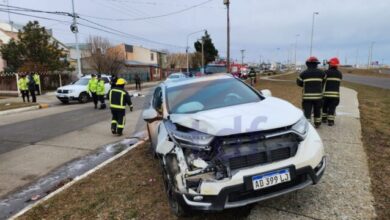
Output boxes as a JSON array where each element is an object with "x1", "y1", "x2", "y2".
[
  {"x1": 102, "y1": 77, "x2": 111, "y2": 94},
  {"x1": 147, "y1": 86, "x2": 164, "y2": 150}
]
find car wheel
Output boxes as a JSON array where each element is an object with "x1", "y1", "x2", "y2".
[
  {"x1": 60, "y1": 100, "x2": 69, "y2": 104},
  {"x1": 78, "y1": 92, "x2": 90, "y2": 103},
  {"x1": 162, "y1": 156, "x2": 188, "y2": 217}
]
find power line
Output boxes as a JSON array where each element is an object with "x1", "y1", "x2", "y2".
[
  {"x1": 0, "y1": 8, "x2": 71, "y2": 23},
  {"x1": 80, "y1": 0, "x2": 214, "y2": 21}
]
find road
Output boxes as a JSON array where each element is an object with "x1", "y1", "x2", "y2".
[
  {"x1": 343, "y1": 73, "x2": 390, "y2": 89},
  {"x1": 0, "y1": 88, "x2": 153, "y2": 198}
]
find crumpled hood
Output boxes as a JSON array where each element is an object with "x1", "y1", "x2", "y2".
[{"x1": 169, "y1": 97, "x2": 303, "y2": 136}]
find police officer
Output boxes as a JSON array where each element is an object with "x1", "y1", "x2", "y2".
[
  {"x1": 33, "y1": 73, "x2": 40, "y2": 95},
  {"x1": 18, "y1": 74, "x2": 29, "y2": 102},
  {"x1": 297, "y1": 56, "x2": 325, "y2": 128},
  {"x1": 87, "y1": 74, "x2": 98, "y2": 109},
  {"x1": 109, "y1": 78, "x2": 133, "y2": 136},
  {"x1": 27, "y1": 73, "x2": 37, "y2": 103},
  {"x1": 96, "y1": 74, "x2": 106, "y2": 109},
  {"x1": 322, "y1": 57, "x2": 343, "y2": 126}
]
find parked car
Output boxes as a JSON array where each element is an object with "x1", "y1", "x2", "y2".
[
  {"x1": 142, "y1": 74, "x2": 326, "y2": 216},
  {"x1": 165, "y1": 72, "x2": 187, "y2": 82},
  {"x1": 56, "y1": 74, "x2": 111, "y2": 104}
]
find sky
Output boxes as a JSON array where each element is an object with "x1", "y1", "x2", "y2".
[{"x1": 0, "y1": 0, "x2": 389, "y2": 65}]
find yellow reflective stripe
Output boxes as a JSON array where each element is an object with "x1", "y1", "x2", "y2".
[
  {"x1": 111, "y1": 120, "x2": 117, "y2": 124},
  {"x1": 304, "y1": 93, "x2": 323, "y2": 96},
  {"x1": 297, "y1": 77, "x2": 303, "y2": 81},
  {"x1": 314, "y1": 118, "x2": 322, "y2": 122},
  {"x1": 117, "y1": 117, "x2": 126, "y2": 128},
  {"x1": 303, "y1": 97, "x2": 322, "y2": 100},
  {"x1": 110, "y1": 104, "x2": 125, "y2": 109},
  {"x1": 324, "y1": 94, "x2": 340, "y2": 98},
  {"x1": 326, "y1": 78, "x2": 341, "y2": 81},
  {"x1": 303, "y1": 78, "x2": 323, "y2": 82},
  {"x1": 324, "y1": 91, "x2": 339, "y2": 94}
]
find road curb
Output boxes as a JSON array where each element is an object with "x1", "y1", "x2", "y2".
[
  {"x1": 0, "y1": 105, "x2": 40, "y2": 116},
  {"x1": 9, "y1": 138, "x2": 147, "y2": 220}
]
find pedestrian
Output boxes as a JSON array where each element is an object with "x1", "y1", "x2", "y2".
[
  {"x1": 87, "y1": 74, "x2": 98, "y2": 109},
  {"x1": 33, "y1": 73, "x2": 41, "y2": 95},
  {"x1": 27, "y1": 73, "x2": 37, "y2": 103},
  {"x1": 322, "y1": 57, "x2": 343, "y2": 126},
  {"x1": 109, "y1": 78, "x2": 133, "y2": 136},
  {"x1": 248, "y1": 67, "x2": 256, "y2": 85},
  {"x1": 96, "y1": 74, "x2": 106, "y2": 109},
  {"x1": 135, "y1": 74, "x2": 141, "y2": 90},
  {"x1": 110, "y1": 74, "x2": 118, "y2": 87},
  {"x1": 296, "y1": 56, "x2": 326, "y2": 128},
  {"x1": 18, "y1": 74, "x2": 29, "y2": 102}
]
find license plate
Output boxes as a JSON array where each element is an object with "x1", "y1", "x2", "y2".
[{"x1": 252, "y1": 169, "x2": 291, "y2": 190}]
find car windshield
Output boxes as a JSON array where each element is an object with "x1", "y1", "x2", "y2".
[
  {"x1": 73, "y1": 78, "x2": 90, "y2": 86},
  {"x1": 205, "y1": 66, "x2": 227, "y2": 74},
  {"x1": 167, "y1": 78, "x2": 261, "y2": 114},
  {"x1": 169, "y1": 74, "x2": 181, "y2": 79}
]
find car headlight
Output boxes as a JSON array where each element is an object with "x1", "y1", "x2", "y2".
[
  {"x1": 164, "y1": 120, "x2": 214, "y2": 151},
  {"x1": 68, "y1": 90, "x2": 74, "y2": 94},
  {"x1": 292, "y1": 116, "x2": 309, "y2": 138}
]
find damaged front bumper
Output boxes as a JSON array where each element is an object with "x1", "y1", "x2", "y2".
[{"x1": 175, "y1": 156, "x2": 326, "y2": 211}]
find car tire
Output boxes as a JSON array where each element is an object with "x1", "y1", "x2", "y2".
[
  {"x1": 60, "y1": 100, "x2": 69, "y2": 104},
  {"x1": 78, "y1": 92, "x2": 90, "y2": 103},
  {"x1": 162, "y1": 156, "x2": 188, "y2": 217}
]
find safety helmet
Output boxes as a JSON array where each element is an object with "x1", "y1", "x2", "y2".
[
  {"x1": 328, "y1": 57, "x2": 340, "y2": 67},
  {"x1": 306, "y1": 56, "x2": 320, "y2": 64},
  {"x1": 116, "y1": 78, "x2": 126, "y2": 85}
]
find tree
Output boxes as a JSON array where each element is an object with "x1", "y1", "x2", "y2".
[
  {"x1": 0, "y1": 21, "x2": 70, "y2": 72},
  {"x1": 193, "y1": 31, "x2": 218, "y2": 65},
  {"x1": 86, "y1": 36, "x2": 125, "y2": 75}
]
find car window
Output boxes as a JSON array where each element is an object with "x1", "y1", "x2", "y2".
[
  {"x1": 73, "y1": 78, "x2": 89, "y2": 85},
  {"x1": 152, "y1": 87, "x2": 163, "y2": 112},
  {"x1": 167, "y1": 78, "x2": 261, "y2": 114},
  {"x1": 102, "y1": 77, "x2": 110, "y2": 83}
]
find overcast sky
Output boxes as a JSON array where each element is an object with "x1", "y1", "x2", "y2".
[{"x1": 1, "y1": 0, "x2": 389, "y2": 65}]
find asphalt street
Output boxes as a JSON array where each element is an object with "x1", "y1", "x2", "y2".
[
  {"x1": 0, "y1": 89, "x2": 152, "y2": 155},
  {"x1": 343, "y1": 73, "x2": 390, "y2": 89}
]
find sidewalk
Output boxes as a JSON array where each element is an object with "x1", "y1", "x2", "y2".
[{"x1": 248, "y1": 87, "x2": 376, "y2": 219}]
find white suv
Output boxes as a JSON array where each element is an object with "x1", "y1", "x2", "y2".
[
  {"x1": 56, "y1": 74, "x2": 111, "y2": 104},
  {"x1": 142, "y1": 74, "x2": 326, "y2": 216}
]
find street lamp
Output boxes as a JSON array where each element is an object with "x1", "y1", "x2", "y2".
[
  {"x1": 310, "y1": 12, "x2": 319, "y2": 56},
  {"x1": 294, "y1": 34, "x2": 300, "y2": 66},
  {"x1": 186, "y1": 29, "x2": 206, "y2": 73},
  {"x1": 198, "y1": 38, "x2": 205, "y2": 73},
  {"x1": 368, "y1": 41, "x2": 375, "y2": 68},
  {"x1": 224, "y1": 0, "x2": 230, "y2": 73}
]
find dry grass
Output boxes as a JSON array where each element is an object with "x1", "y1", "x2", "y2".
[
  {"x1": 0, "y1": 102, "x2": 37, "y2": 111},
  {"x1": 341, "y1": 68, "x2": 390, "y2": 78},
  {"x1": 341, "y1": 81, "x2": 390, "y2": 219}
]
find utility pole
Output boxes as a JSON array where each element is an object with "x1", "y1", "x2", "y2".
[
  {"x1": 310, "y1": 12, "x2": 319, "y2": 56},
  {"x1": 294, "y1": 34, "x2": 300, "y2": 66},
  {"x1": 5, "y1": 0, "x2": 13, "y2": 31},
  {"x1": 355, "y1": 48, "x2": 359, "y2": 67},
  {"x1": 368, "y1": 42, "x2": 375, "y2": 68},
  {"x1": 71, "y1": 0, "x2": 82, "y2": 78},
  {"x1": 224, "y1": 0, "x2": 230, "y2": 73},
  {"x1": 200, "y1": 38, "x2": 204, "y2": 73},
  {"x1": 240, "y1": 49, "x2": 245, "y2": 65}
]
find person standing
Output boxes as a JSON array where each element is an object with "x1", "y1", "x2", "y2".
[
  {"x1": 297, "y1": 56, "x2": 325, "y2": 128},
  {"x1": 322, "y1": 57, "x2": 343, "y2": 126},
  {"x1": 87, "y1": 74, "x2": 98, "y2": 109},
  {"x1": 18, "y1": 74, "x2": 29, "y2": 102},
  {"x1": 96, "y1": 74, "x2": 106, "y2": 109},
  {"x1": 248, "y1": 67, "x2": 256, "y2": 85},
  {"x1": 109, "y1": 78, "x2": 133, "y2": 136},
  {"x1": 134, "y1": 74, "x2": 141, "y2": 90},
  {"x1": 33, "y1": 73, "x2": 41, "y2": 95},
  {"x1": 110, "y1": 74, "x2": 118, "y2": 87},
  {"x1": 27, "y1": 73, "x2": 36, "y2": 103}
]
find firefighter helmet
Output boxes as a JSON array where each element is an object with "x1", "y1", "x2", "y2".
[
  {"x1": 306, "y1": 56, "x2": 320, "y2": 64},
  {"x1": 328, "y1": 57, "x2": 340, "y2": 67},
  {"x1": 116, "y1": 78, "x2": 126, "y2": 85}
]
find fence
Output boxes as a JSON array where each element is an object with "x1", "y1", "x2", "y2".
[{"x1": 0, "y1": 72, "x2": 73, "y2": 96}]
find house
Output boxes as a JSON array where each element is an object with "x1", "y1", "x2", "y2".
[
  {"x1": 0, "y1": 21, "x2": 69, "y2": 72},
  {"x1": 65, "y1": 43, "x2": 93, "y2": 74},
  {"x1": 112, "y1": 44, "x2": 167, "y2": 82}
]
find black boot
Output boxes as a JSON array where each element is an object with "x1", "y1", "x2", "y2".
[
  {"x1": 314, "y1": 122, "x2": 321, "y2": 128},
  {"x1": 328, "y1": 121, "x2": 334, "y2": 126},
  {"x1": 322, "y1": 117, "x2": 327, "y2": 123}
]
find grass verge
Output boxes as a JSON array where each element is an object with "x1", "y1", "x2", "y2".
[
  {"x1": 340, "y1": 68, "x2": 390, "y2": 78},
  {"x1": 0, "y1": 102, "x2": 38, "y2": 111}
]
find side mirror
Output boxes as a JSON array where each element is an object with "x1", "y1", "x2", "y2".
[
  {"x1": 142, "y1": 108, "x2": 159, "y2": 122},
  {"x1": 260, "y1": 89, "x2": 272, "y2": 97}
]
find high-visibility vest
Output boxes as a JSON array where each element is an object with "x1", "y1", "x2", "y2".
[
  {"x1": 87, "y1": 77, "x2": 98, "y2": 93},
  {"x1": 33, "y1": 74, "x2": 40, "y2": 85},
  {"x1": 18, "y1": 78, "x2": 28, "y2": 91},
  {"x1": 96, "y1": 80, "x2": 105, "y2": 95}
]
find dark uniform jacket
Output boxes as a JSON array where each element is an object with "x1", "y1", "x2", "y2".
[
  {"x1": 297, "y1": 67, "x2": 326, "y2": 100},
  {"x1": 108, "y1": 86, "x2": 132, "y2": 110},
  {"x1": 323, "y1": 67, "x2": 342, "y2": 98}
]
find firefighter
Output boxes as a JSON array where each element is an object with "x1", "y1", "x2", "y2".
[
  {"x1": 248, "y1": 67, "x2": 256, "y2": 85},
  {"x1": 322, "y1": 57, "x2": 343, "y2": 126},
  {"x1": 96, "y1": 74, "x2": 106, "y2": 109},
  {"x1": 87, "y1": 74, "x2": 99, "y2": 109},
  {"x1": 109, "y1": 78, "x2": 133, "y2": 136},
  {"x1": 18, "y1": 74, "x2": 30, "y2": 102},
  {"x1": 297, "y1": 56, "x2": 326, "y2": 128}
]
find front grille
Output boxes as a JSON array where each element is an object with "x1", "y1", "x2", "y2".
[
  {"x1": 57, "y1": 89, "x2": 69, "y2": 94},
  {"x1": 214, "y1": 130, "x2": 299, "y2": 171},
  {"x1": 228, "y1": 173, "x2": 308, "y2": 202},
  {"x1": 57, "y1": 89, "x2": 62, "y2": 93}
]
